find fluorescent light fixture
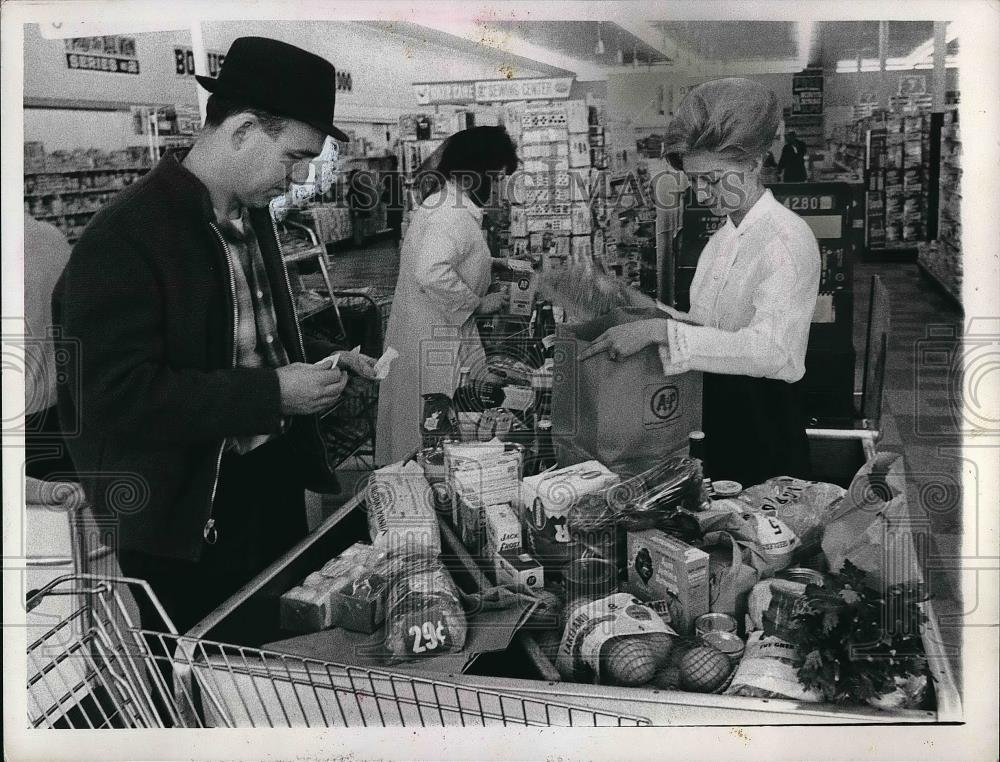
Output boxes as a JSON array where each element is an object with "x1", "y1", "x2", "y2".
[
  {"x1": 836, "y1": 54, "x2": 959, "y2": 73},
  {"x1": 596, "y1": 22, "x2": 605, "y2": 55}
]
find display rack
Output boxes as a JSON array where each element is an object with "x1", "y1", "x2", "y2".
[
  {"x1": 918, "y1": 105, "x2": 962, "y2": 306},
  {"x1": 23, "y1": 145, "x2": 154, "y2": 242}
]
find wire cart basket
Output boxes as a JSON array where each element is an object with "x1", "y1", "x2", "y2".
[{"x1": 26, "y1": 574, "x2": 650, "y2": 729}]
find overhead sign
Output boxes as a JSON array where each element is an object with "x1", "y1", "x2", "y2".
[
  {"x1": 898, "y1": 74, "x2": 927, "y2": 96},
  {"x1": 792, "y1": 69, "x2": 824, "y2": 115},
  {"x1": 413, "y1": 77, "x2": 573, "y2": 105},
  {"x1": 174, "y1": 46, "x2": 226, "y2": 77},
  {"x1": 65, "y1": 36, "x2": 139, "y2": 75},
  {"x1": 414, "y1": 81, "x2": 476, "y2": 105},
  {"x1": 475, "y1": 77, "x2": 573, "y2": 103}
]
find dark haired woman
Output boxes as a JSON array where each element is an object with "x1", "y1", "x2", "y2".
[
  {"x1": 580, "y1": 79, "x2": 820, "y2": 487},
  {"x1": 375, "y1": 126, "x2": 519, "y2": 465}
]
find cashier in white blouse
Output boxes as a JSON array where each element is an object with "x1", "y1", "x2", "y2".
[{"x1": 581, "y1": 78, "x2": 821, "y2": 487}]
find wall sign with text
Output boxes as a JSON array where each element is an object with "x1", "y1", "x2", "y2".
[
  {"x1": 174, "y1": 46, "x2": 226, "y2": 77},
  {"x1": 65, "y1": 36, "x2": 139, "y2": 75},
  {"x1": 414, "y1": 77, "x2": 573, "y2": 105}
]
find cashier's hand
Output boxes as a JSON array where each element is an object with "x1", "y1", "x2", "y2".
[
  {"x1": 337, "y1": 351, "x2": 378, "y2": 380},
  {"x1": 475, "y1": 291, "x2": 508, "y2": 315},
  {"x1": 277, "y1": 362, "x2": 349, "y2": 415},
  {"x1": 579, "y1": 319, "x2": 670, "y2": 362}
]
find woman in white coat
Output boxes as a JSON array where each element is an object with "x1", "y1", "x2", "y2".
[{"x1": 375, "y1": 127, "x2": 518, "y2": 465}]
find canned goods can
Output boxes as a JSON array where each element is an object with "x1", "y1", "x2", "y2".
[
  {"x1": 777, "y1": 567, "x2": 826, "y2": 587},
  {"x1": 711, "y1": 480, "x2": 743, "y2": 498},
  {"x1": 694, "y1": 612, "x2": 738, "y2": 638},
  {"x1": 701, "y1": 631, "x2": 745, "y2": 664}
]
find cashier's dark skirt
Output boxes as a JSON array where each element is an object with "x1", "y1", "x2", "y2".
[
  {"x1": 119, "y1": 436, "x2": 308, "y2": 637},
  {"x1": 701, "y1": 372, "x2": 811, "y2": 488}
]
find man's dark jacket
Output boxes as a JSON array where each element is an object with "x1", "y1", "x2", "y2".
[{"x1": 52, "y1": 156, "x2": 337, "y2": 562}]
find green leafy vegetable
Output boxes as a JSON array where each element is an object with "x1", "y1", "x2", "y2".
[{"x1": 793, "y1": 561, "x2": 929, "y2": 705}]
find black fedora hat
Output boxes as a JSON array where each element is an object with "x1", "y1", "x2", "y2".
[{"x1": 196, "y1": 36, "x2": 349, "y2": 142}]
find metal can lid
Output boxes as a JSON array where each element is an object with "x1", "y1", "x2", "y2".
[
  {"x1": 695, "y1": 612, "x2": 738, "y2": 632},
  {"x1": 701, "y1": 630, "x2": 745, "y2": 654},
  {"x1": 711, "y1": 480, "x2": 743, "y2": 497}
]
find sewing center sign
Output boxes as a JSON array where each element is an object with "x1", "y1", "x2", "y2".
[{"x1": 414, "y1": 77, "x2": 574, "y2": 105}]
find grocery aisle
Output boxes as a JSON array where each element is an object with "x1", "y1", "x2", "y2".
[{"x1": 853, "y1": 258, "x2": 964, "y2": 685}]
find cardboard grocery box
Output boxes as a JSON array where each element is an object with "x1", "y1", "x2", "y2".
[
  {"x1": 445, "y1": 442, "x2": 522, "y2": 513},
  {"x1": 455, "y1": 495, "x2": 486, "y2": 554},
  {"x1": 626, "y1": 529, "x2": 709, "y2": 635},
  {"x1": 484, "y1": 503, "x2": 522, "y2": 560},
  {"x1": 490, "y1": 259, "x2": 537, "y2": 317},
  {"x1": 496, "y1": 551, "x2": 544, "y2": 591}
]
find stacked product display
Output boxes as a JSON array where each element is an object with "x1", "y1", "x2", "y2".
[
  {"x1": 502, "y1": 99, "x2": 598, "y2": 271},
  {"x1": 501, "y1": 99, "x2": 655, "y2": 299},
  {"x1": 23, "y1": 143, "x2": 152, "y2": 242},
  {"x1": 883, "y1": 113, "x2": 927, "y2": 245},
  {"x1": 918, "y1": 106, "x2": 962, "y2": 303}
]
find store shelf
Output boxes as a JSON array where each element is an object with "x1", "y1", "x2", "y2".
[
  {"x1": 917, "y1": 258, "x2": 962, "y2": 309},
  {"x1": 25, "y1": 186, "x2": 128, "y2": 198},
  {"x1": 25, "y1": 165, "x2": 150, "y2": 176}
]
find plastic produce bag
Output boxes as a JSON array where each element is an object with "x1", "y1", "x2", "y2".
[
  {"x1": 567, "y1": 456, "x2": 706, "y2": 537},
  {"x1": 738, "y1": 476, "x2": 846, "y2": 554},
  {"x1": 556, "y1": 593, "x2": 676, "y2": 685},
  {"x1": 696, "y1": 507, "x2": 796, "y2": 575},
  {"x1": 821, "y1": 453, "x2": 916, "y2": 588},
  {"x1": 705, "y1": 532, "x2": 767, "y2": 624},
  {"x1": 379, "y1": 551, "x2": 467, "y2": 663}
]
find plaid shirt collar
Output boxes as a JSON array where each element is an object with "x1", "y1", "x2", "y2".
[{"x1": 214, "y1": 210, "x2": 290, "y2": 371}]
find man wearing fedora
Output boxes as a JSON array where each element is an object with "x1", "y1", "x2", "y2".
[{"x1": 53, "y1": 37, "x2": 374, "y2": 632}]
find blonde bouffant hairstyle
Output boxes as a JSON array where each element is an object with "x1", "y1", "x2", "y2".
[{"x1": 663, "y1": 77, "x2": 782, "y2": 171}]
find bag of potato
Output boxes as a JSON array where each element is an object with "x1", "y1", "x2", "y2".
[
  {"x1": 725, "y1": 631, "x2": 823, "y2": 702},
  {"x1": 379, "y1": 551, "x2": 467, "y2": 663},
  {"x1": 556, "y1": 593, "x2": 676, "y2": 686},
  {"x1": 738, "y1": 476, "x2": 846, "y2": 555}
]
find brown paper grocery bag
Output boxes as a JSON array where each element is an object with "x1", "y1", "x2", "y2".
[{"x1": 551, "y1": 308, "x2": 702, "y2": 472}]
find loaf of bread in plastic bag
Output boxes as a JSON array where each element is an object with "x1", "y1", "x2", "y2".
[{"x1": 378, "y1": 551, "x2": 467, "y2": 662}]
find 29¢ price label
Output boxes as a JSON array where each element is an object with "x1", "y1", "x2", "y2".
[{"x1": 408, "y1": 619, "x2": 449, "y2": 654}]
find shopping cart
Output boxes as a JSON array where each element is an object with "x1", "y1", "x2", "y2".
[{"x1": 26, "y1": 574, "x2": 650, "y2": 728}]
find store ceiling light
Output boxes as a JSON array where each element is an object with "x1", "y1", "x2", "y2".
[{"x1": 596, "y1": 22, "x2": 606, "y2": 56}]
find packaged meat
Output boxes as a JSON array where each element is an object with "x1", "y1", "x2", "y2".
[{"x1": 279, "y1": 543, "x2": 379, "y2": 633}]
